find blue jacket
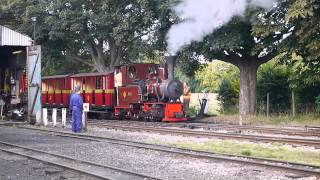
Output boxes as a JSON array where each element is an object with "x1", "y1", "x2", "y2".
[{"x1": 69, "y1": 93, "x2": 83, "y2": 111}]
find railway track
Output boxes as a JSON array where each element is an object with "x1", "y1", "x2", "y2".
[
  {"x1": 88, "y1": 122, "x2": 320, "y2": 147},
  {"x1": 184, "y1": 123, "x2": 320, "y2": 137},
  {"x1": 223, "y1": 126, "x2": 320, "y2": 137},
  {"x1": 0, "y1": 140, "x2": 158, "y2": 180},
  {"x1": 15, "y1": 126, "x2": 320, "y2": 177},
  {"x1": 87, "y1": 119, "x2": 320, "y2": 137}
]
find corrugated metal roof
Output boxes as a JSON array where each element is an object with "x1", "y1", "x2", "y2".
[
  {"x1": 42, "y1": 74, "x2": 71, "y2": 79},
  {"x1": 70, "y1": 72, "x2": 113, "y2": 78},
  {"x1": 0, "y1": 25, "x2": 32, "y2": 46}
]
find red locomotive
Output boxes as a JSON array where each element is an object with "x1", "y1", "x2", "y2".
[{"x1": 42, "y1": 56, "x2": 187, "y2": 122}]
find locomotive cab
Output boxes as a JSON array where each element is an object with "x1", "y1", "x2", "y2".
[{"x1": 114, "y1": 57, "x2": 187, "y2": 122}]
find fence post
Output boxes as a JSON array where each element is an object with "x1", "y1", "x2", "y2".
[
  {"x1": 62, "y1": 108, "x2": 66, "y2": 128},
  {"x1": 36, "y1": 111, "x2": 41, "y2": 125},
  {"x1": 292, "y1": 91, "x2": 295, "y2": 117},
  {"x1": 52, "y1": 108, "x2": 57, "y2": 127},
  {"x1": 82, "y1": 111, "x2": 87, "y2": 131},
  {"x1": 43, "y1": 108, "x2": 48, "y2": 126},
  {"x1": 267, "y1": 93, "x2": 269, "y2": 118}
]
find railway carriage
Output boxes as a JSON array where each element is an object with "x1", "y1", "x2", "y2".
[
  {"x1": 42, "y1": 56, "x2": 187, "y2": 122},
  {"x1": 69, "y1": 72, "x2": 115, "y2": 108},
  {"x1": 42, "y1": 75, "x2": 70, "y2": 107}
]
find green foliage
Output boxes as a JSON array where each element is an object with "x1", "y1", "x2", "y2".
[
  {"x1": 194, "y1": 61, "x2": 239, "y2": 113},
  {"x1": 257, "y1": 61, "x2": 291, "y2": 113},
  {"x1": 195, "y1": 61, "x2": 239, "y2": 93},
  {"x1": 217, "y1": 78, "x2": 239, "y2": 114},
  {"x1": 254, "y1": 0, "x2": 320, "y2": 74},
  {"x1": 1, "y1": 0, "x2": 173, "y2": 73}
]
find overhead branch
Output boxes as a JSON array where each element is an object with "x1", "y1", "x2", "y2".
[
  {"x1": 70, "y1": 56, "x2": 94, "y2": 67},
  {"x1": 66, "y1": 44, "x2": 94, "y2": 67},
  {"x1": 221, "y1": 51, "x2": 241, "y2": 67},
  {"x1": 258, "y1": 52, "x2": 277, "y2": 65}
]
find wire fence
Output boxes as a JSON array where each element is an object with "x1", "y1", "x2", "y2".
[{"x1": 257, "y1": 102, "x2": 318, "y2": 116}]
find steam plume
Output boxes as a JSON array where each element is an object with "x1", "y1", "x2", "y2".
[{"x1": 166, "y1": 0, "x2": 276, "y2": 55}]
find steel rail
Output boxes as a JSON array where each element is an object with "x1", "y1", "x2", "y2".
[
  {"x1": 88, "y1": 122, "x2": 320, "y2": 147},
  {"x1": 0, "y1": 140, "x2": 159, "y2": 180},
  {"x1": 184, "y1": 123, "x2": 320, "y2": 137},
  {"x1": 16, "y1": 126, "x2": 320, "y2": 176},
  {"x1": 0, "y1": 122, "x2": 27, "y2": 126},
  {"x1": 224, "y1": 126, "x2": 320, "y2": 137},
  {"x1": 87, "y1": 119, "x2": 320, "y2": 137}
]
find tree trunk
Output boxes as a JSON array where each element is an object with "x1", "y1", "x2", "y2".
[
  {"x1": 92, "y1": 55, "x2": 109, "y2": 72},
  {"x1": 239, "y1": 62, "x2": 259, "y2": 116}
]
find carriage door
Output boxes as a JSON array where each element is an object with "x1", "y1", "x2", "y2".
[{"x1": 27, "y1": 45, "x2": 42, "y2": 124}]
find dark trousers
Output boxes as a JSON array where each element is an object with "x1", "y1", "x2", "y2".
[{"x1": 72, "y1": 108, "x2": 82, "y2": 133}]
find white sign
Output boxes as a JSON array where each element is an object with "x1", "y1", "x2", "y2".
[{"x1": 83, "y1": 103, "x2": 90, "y2": 112}]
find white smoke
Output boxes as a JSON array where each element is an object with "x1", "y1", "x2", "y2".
[{"x1": 166, "y1": 0, "x2": 276, "y2": 55}]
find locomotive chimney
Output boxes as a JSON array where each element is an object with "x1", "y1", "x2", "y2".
[{"x1": 165, "y1": 56, "x2": 177, "y2": 81}]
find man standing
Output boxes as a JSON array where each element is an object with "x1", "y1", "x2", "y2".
[
  {"x1": 69, "y1": 84, "x2": 83, "y2": 133},
  {"x1": 183, "y1": 82, "x2": 191, "y2": 116}
]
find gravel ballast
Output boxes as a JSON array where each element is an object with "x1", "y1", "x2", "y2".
[{"x1": 0, "y1": 125, "x2": 317, "y2": 180}]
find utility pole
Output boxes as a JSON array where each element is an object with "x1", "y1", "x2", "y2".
[
  {"x1": 31, "y1": 17, "x2": 37, "y2": 45},
  {"x1": 267, "y1": 93, "x2": 270, "y2": 118},
  {"x1": 292, "y1": 91, "x2": 296, "y2": 117}
]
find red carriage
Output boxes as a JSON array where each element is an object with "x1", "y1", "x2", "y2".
[
  {"x1": 42, "y1": 75, "x2": 70, "y2": 107},
  {"x1": 69, "y1": 72, "x2": 114, "y2": 108}
]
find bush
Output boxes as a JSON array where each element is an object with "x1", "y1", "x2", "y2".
[
  {"x1": 257, "y1": 61, "x2": 291, "y2": 114},
  {"x1": 218, "y1": 78, "x2": 239, "y2": 114}
]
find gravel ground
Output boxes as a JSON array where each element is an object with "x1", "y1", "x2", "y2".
[
  {"x1": 0, "y1": 151, "x2": 97, "y2": 180},
  {"x1": 86, "y1": 126, "x2": 320, "y2": 153},
  {"x1": 2, "y1": 125, "x2": 316, "y2": 179}
]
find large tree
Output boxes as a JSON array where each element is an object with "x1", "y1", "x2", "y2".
[
  {"x1": 1, "y1": 0, "x2": 171, "y2": 73},
  {"x1": 194, "y1": 13, "x2": 279, "y2": 117},
  {"x1": 254, "y1": 0, "x2": 320, "y2": 81}
]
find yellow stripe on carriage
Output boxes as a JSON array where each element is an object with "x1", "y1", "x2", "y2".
[
  {"x1": 105, "y1": 89, "x2": 114, "y2": 94},
  {"x1": 62, "y1": 90, "x2": 71, "y2": 93},
  {"x1": 95, "y1": 89, "x2": 104, "y2": 93},
  {"x1": 85, "y1": 89, "x2": 93, "y2": 93}
]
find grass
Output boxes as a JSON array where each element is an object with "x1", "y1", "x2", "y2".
[
  {"x1": 199, "y1": 114, "x2": 320, "y2": 127},
  {"x1": 149, "y1": 139, "x2": 320, "y2": 166},
  {"x1": 246, "y1": 114, "x2": 320, "y2": 126}
]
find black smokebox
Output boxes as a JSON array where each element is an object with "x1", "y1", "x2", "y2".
[{"x1": 165, "y1": 56, "x2": 177, "y2": 81}]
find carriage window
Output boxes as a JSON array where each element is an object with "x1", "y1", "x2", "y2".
[
  {"x1": 128, "y1": 66, "x2": 136, "y2": 79},
  {"x1": 96, "y1": 77, "x2": 102, "y2": 89},
  {"x1": 82, "y1": 79, "x2": 85, "y2": 89},
  {"x1": 149, "y1": 66, "x2": 157, "y2": 74}
]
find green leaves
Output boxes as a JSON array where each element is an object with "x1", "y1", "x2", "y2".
[
  {"x1": 254, "y1": 0, "x2": 320, "y2": 74},
  {"x1": 195, "y1": 61, "x2": 239, "y2": 93},
  {"x1": 286, "y1": 0, "x2": 314, "y2": 21},
  {"x1": 0, "y1": 0, "x2": 173, "y2": 73}
]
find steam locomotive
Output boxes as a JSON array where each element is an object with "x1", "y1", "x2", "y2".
[{"x1": 42, "y1": 56, "x2": 187, "y2": 122}]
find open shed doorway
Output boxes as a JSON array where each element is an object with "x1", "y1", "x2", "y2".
[{"x1": 0, "y1": 46, "x2": 27, "y2": 119}]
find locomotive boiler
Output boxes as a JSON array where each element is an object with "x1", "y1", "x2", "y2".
[{"x1": 114, "y1": 56, "x2": 186, "y2": 121}]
